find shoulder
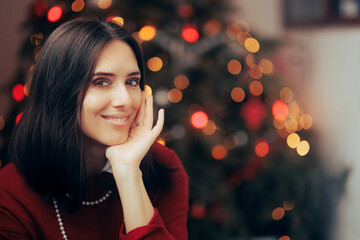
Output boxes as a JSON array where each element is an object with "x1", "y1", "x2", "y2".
[
  {"x1": 0, "y1": 163, "x2": 25, "y2": 193},
  {"x1": 150, "y1": 142, "x2": 181, "y2": 167}
]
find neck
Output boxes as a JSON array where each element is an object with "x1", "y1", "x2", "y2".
[{"x1": 83, "y1": 136, "x2": 108, "y2": 176}]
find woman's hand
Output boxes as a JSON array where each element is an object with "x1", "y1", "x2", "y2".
[{"x1": 105, "y1": 91, "x2": 164, "y2": 171}]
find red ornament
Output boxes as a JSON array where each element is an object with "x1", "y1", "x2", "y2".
[
  {"x1": 47, "y1": 6, "x2": 62, "y2": 22},
  {"x1": 12, "y1": 84, "x2": 25, "y2": 102},
  {"x1": 240, "y1": 97, "x2": 267, "y2": 130},
  {"x1": 182, "y1": 25, "x2": 199, "y2": 43}
]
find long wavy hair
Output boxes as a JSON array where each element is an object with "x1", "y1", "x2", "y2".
[{"x1": 9, "y1": 20, "x2": 170, "y2": 213}]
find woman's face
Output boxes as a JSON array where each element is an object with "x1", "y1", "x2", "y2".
[{"x1": 80, "y1": 40, "x2": 142, "y2": 146}]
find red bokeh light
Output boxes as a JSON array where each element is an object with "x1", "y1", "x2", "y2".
[
  {"x1": 190, "y1": 111, "x2": 208, "y2": 129},
  {"x1": 12, "y1": 84, "x2": 25, "y2": 101},
  {"x1": 16, "y1": 112, "x2": 23, "y2": 125},
  {"x1": 33, "y1": 2, "x2": 48, "y2": 17},
  {"x1": 189, "y1": 203, "x2": 206, "y2": 219},
  {"x1": 272, "y1": 100, "x2": 288, "y2": 121},
  {"x1": 182, "y1": 25, "x2": 199, "y2": 43},
  {"x1": 255, "y1": 140, "x2": 270, "y2": 157},
  {"x1": 241, "y1": 98, "x2": 267, "y2": 130},
  {"x1": 47, "y1": 6, "x2": 62, "y2": 22},
  {"x1": 177, "y1": 3, "x2": 193, "y2": 18}
]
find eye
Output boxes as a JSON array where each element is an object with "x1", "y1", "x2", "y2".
[
  {"x1": 93, "y1": 79, "x2": 111, "y2": 87},
  {"x1": 127, "y1": 79, "x2": 140, "y2": 86}
]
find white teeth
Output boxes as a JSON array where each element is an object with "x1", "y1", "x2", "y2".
[{"x1": 106, "y1": 116, "x2": 129, "y2": 123}]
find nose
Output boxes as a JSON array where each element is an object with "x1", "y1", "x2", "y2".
[{"x1": 111, "y1": 84, "x2": 132, "y2": 108}]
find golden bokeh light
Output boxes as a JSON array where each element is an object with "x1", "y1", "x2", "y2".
[
  {"x1": 244, "y1": 37, "x2": 260, "y2": 53},
  {"x1": 236, "y1": 32, "x2": 251, "y2": 45},
  {"x1": 259, "y1": 58, "x2": 274, "y2": 74},
  {"x1": 211, "y1": 145, "x2": 228, "y2": 160},
  {"x1": 0, "y1": 115, "x2": 5, "y2": 131},
  {"x1": 245, "y1": 54, "x2": 255, "y2": 67},
  {"x1": 283, "y1": 200, "x2": 295, "y2": 211},
  {"x1": 227, "y1": 59, "x2": 242, "y2": 75},
  {"x1": 277, "y1": 128, "x2": 289, "y2": 138},
  {"x1": 139, "y1": 25, "x2": 156, "y2": 41},
  {"x1": 111, "y1": 17, "x2": 124, "y2": 27},
  {"x1": 168, "y1": 88, "x2": 183, "y2": 103},
  {"x1": 272, "y1": 207, "x2": 285, "y2": 220},
  {"x1": 249, "y1": 81, "x2": 263, "y2": 96},
  {"x1": 174, "y1": 75, "x2": 189, "y2": 90},
  {"x1": 225, "y1": 24, "x2": 242, "y2": 39},
  {"x1": 204, "y1": 19, "x2": 222, "y2": 36},
  {"x1": 297, "y1": 140, "x2": 310, "y2": 156},
  {"x1": 280, "y1": 87, "x2": 293, "y2": 103},
  {"x1": 231, "y1": 87, "x2": 245, "y2": 102},
  {"x1": 144, "y1": 85, "x2": 152, "y2": 97},
  {"x1": 71, "y1": 0, "x2": 85, "y2": 12},
  {"x1": 147, "y1": 57, "x2": 163, "y2": 72},
  {"x1": 202, "y1": 120, "x2": 217, "y2": 135},
  {"x1": 299, "y1": 113, "x2": 313, "y2": 129},
  {"x1": 273, "y1": 119, "x2": 285, "y2": 130},
  {"x1": 287, "y1": 133, "x2": 300, "y2": 149},
  {"x1": 248, "y1": 65, "x2": 263, "y2": 79},
  {"x1": 157, "y1": 137, "x2": 166, "y2": 146},
  {"x1": 285, "y1": 118, "x2": 298, "y2": 133},
  {"x1": 98, "y1": 0, "x2": 112, "y2": 9},
  {"x1": 224, "y1": 135, "x2": 238, "y2": 150}
]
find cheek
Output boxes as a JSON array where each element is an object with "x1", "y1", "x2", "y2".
[{"x1": 132, "y1": 90, "x2": 142, "y2": 110}]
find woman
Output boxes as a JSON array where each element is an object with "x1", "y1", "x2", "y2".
[{"x1": 0, "y1": 20, "x2": 188, "y2": 240}]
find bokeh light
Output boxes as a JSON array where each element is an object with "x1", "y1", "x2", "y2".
[
  {"x1": 182, "y1": 25, "x2": 199, "y2": 43},
  {"x1": 227, "y1": 59, "x2": 242, "y2": 75},
  {"x1": 16, "y1": 112, "x2": 23, "y2": 125},
  {"x1": 0, "y1": 115, "x2": 5, "y2": 131},
  {"x1": 255, "y1": 140, "x2": 269, "y2": 157},
  {"x1": 71, "y1": 0, "x2": 85, "y2": 12},
  {"x1": 236, "y1": 32, "x2": 251, "y2": 45},
  {"x1": 190, "y1": 203, "x2": 206, "y2": 219},
  {"x1": 287, "y1": 133, "x2": 300, "y2": 149},
  {"x1": 203, "y1": 19, "x2": 221, "y2": 36},
  {"x1": 156, "y1": 137, "x2": 166, "y2": 146},
  {"x1": 296, "y1": 140, "x2": 310, "y2": 156},
  {"x1": 191, "y1": 111, "x2": 208, "y2": 129},
  {"x1": 231, "y1": 87, "x2": 245, "y2": 102},
  {"x1": 47, "y1": 6, "x2": 62, "y2": 22},
  {"x1": 168, "y1": 88, "x2": 183, "y2": 103},
  {"x1": 272, "y1": 100, "x2": 288, "y2": 121},
  {"x1": 139, "y1": 25, "x2": 156, "y2": 41},
  {"x1": 245, "y1": 54, "x2": 255, "y2": 67},
  {"x1": 211, "y1": 145, "x2": 228, "y2": 160},
  {"x1": 30, "y1": 33, "x2": 43, "y2": 46},
  {"x1": 280, "y1": 87, "x2": 294, "y2": 103},
  {"x1": 259, "y1": 58, "x2": 274, "y2": 74},
  {"x1": 171, "y1": 124, "x2": 186, "y2": 140},
  {"x1": 248, "y1": 65, "x2": 263, "y2": 79},
  {"x1": 108, "y1": 16, "x2": 124, "y2": 27},
  {"x1": 272, "y1": 207, "x2": 285, "y2": 220},
  {"x1": 147, "y1": 57, "x2": 163, "y2": 72},
  {"x1": 177, "y1": 3, "x2": 193, "y2": 18},
  {"x1": 285, "y1": 118, "x2": 298, "y2": 133},
  {"x1": 224, "y1": 135, "x2": 238, "y2": 150},
  {"x1": 154, "y1": 89, "x2": 169, "y2": 106},
  {"x1": 249, "y1": 81, "x2": 263, "y2": 96},
  {"x1": 235, "y1": 131, "x2": 249, "y2": 147},
  {"x1": 279, "y1": 236, "x2": 290, "y2": 240},
  {"x1": 144, "y1": 85, "x2": 152, "y2": 97},
  {"x1": 244, "y1": 37, "x2": 260, "y2": 53},
  {"x1": 283, "y1": 200, "x2": 295, "y2": 211},
  {"x1": 300, "y1": 113, "x2": 313, "y2": 129},
  {"x1": 156, "y1": 53, "x2": 169, "y2": 66},
  {"x1": 12, "y1": 84, "x2": 25, "y2": 101},
  {"x1": 98, "y1": 0, "x2": 112, "y2": 9},
  {"x1": 174, "y1": 75, "x2": 189, "y2": 90},
  {"x1": 225, "y1": 24, "x2": 241, "y2": 39},
  {"x1": 273, "y1": 119, "x2": 285, "y2": 129},
  {"x1": 202, "y1": 120, "x2": 217, "y2": 135}
]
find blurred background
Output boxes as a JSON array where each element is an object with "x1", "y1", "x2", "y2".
[{"x1": 0, "y1": 0, "x2": 359, "y2": 239}]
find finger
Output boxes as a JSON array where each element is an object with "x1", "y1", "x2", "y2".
[
  {"x1": 149, "y1": 109, "x2": 165, "y2": 140},
  {"x1": 143, "y1": 94, "x2": 153, "y2": 128},
  {"x1": 136, "y1": 91, "x2": 146, "y2": 126}
]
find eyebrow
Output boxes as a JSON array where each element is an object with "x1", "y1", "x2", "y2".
[{"x1": 92, "y1": 71, "x2": 141, "y2": 77}]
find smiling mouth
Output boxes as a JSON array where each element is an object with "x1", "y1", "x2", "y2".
[{"x1": 102, "y1": 115, "x2": 130, "y2": 124}]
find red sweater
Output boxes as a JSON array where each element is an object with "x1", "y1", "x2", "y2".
[{"x1": 0, "y1": 142, "x2": 189, "y2": 240}]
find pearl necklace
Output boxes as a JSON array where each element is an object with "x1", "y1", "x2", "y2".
[{"x1": 53, "y1": 190, "x2": 112, "y2": 240}]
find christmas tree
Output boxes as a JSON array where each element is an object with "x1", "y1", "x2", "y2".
[{"x1": 0, "y1": 0, "x2": 348, "y2": 239}]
